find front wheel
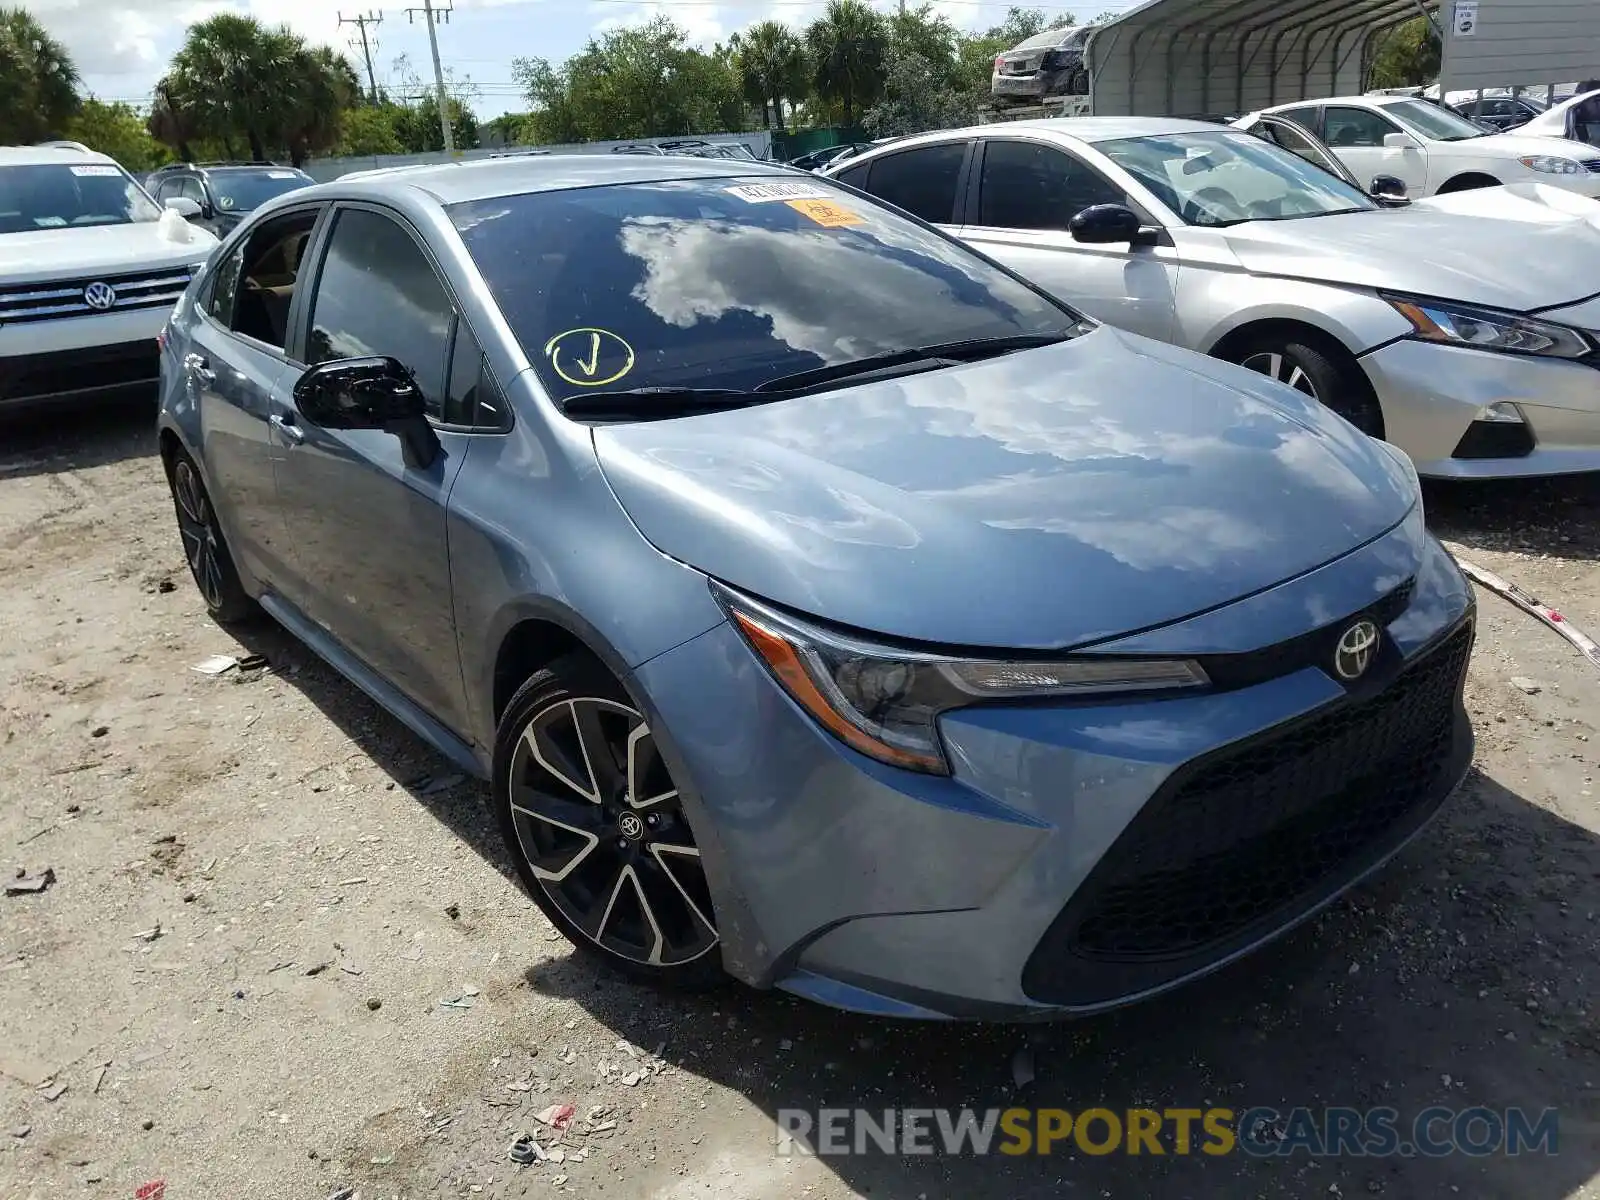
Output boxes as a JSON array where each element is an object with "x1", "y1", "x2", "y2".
[
  {"x1": 493, "y1": 654, "x2": 724, "y2": 988},
  {"x1": 168, "y1": 451, "x2": 256, "y2": 623},
  {"x1": 1231, "y1": 334, "x2": 1386, "y2": 438}
]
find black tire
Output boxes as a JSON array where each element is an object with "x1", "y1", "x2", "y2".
[
  {"x1": 1437, "y1": 173, "x2": 1500, "y2": 194},
  {"x1": 494, "y1": 653, "x2": 724, "y2": 989},
  {"x1": 167, "y1": 450, "x2": 256, "y2": 624},
  {"x1": 1228, "y1": 332, "x2": 1386, "y2": 438}
]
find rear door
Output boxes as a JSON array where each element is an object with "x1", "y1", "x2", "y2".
[
  {"x1": 269, "y1": 203, "x2": 476, "y2": 734},
  {"x1": 186, "y1": 203, "x2": 328, "y2": 588},
  {"x1": 841, "y1": 141, "x2": 973, "y2": 230},
  {"x1": 959, "y1": 137, "x2": 1180, "y2": 341}
]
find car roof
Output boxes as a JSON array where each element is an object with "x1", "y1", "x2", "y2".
[
  {"x1": 325, "y1": 153, "x2": 797, "y2": 206},
  {"x1": 853, "y1": 116, "x2": 1228, "y2": 147},
  {"x1": 0, "y1": 144, "x2": 120, "y2": 167}
]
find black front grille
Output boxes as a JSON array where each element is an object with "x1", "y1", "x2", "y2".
[
  {"x1": 1021, "y1": 619, "x2": 1474, "y2": 1007},
  {"x1": 0, "y1": 341, "x2": 159, "y2": 406}
]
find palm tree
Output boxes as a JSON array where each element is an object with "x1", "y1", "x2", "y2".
[
  {"x1": 284, "y1": 45, "x2": 362, "y2": 165},
  {"x1": 168, "y1": 14, "x2": 298, "y2": 161},
  {"x1": 0, "y1": 6, "x2": 81, "y2": 142},
  {"x1": 147, "y1": 76, "x2": 198, "y2": 163},
  {"x1": 735, "y1": 20, "x2": 809, "y2": 133},
  {"x1": 805, "y1": 0, "x2": 887, "y2": 127}
]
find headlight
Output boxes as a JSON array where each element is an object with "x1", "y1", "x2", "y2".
[
  {"x1": 1518, "y1": 154, "x2": 1585, "y2": 175},
  {"x1": 716, "y1": 585, "x2": 1209, "y2": 775},
  {"x1": 1384, "y1": 294, "x2": 1591, "y2": 359}
]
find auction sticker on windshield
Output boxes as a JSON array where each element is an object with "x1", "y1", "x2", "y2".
[
  {"x1": 70, "y1": 165, "x2": 122, "y2": 177},
  {"x1": 725, "y1": 181, "x2": 833, "y2": 203},
  {"x1": 786, "y1": 198, "x2": 865, "y2": 227}
]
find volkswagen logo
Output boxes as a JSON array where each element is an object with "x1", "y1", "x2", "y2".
[
  {"x1": 618, "y1": 812, "x2": 645, "y2": 841},
  {"x1": 82, "y1": 281, "x2": 117, "y2": 311},
  {"x1": 1333, "y1": 619, "x2": 1380, "y2": 682}
]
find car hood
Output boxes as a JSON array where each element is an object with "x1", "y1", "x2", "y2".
[
  {"x1": 0, "y1": 217, "x2": 217, "y2": 285},
  {"x1": 1455, "y1": 131, "x2": 1599, "y2": 160},
  {"x1": 593, "y1": 328, "x2": 1417, "y2": 651},
  {"x1": 1218, "y1": 206, "x2": 1600, "y2": 310}
]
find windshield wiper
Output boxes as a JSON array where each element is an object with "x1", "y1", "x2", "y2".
[
  {"x1": 754, "y1": 332, "x2": 1075, "y2": 394},
  {"x1": 560, "y1": 387, "x2": 765, "y2": 420}
]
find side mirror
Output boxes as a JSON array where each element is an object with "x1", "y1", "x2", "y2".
[
  {"x1": 1369, "y1": 174, "x2": 1410, "y2": 201},
  {"x1": 163, "y1": 197, "x2": 202, "y2": 219},
  {"x1": 1069, "y1": 203, "x2": 1144, "y2": 244},
  {"x1": 1383, "y1": 132, "x2": 1420, "y2": 151},
  {"x1": 293, "y1": 356, "x2": 439, "y2": 469}
]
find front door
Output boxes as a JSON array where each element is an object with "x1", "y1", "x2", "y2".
[
  {"x1": 270, "y1": 204, "x2": 472, "y2": 735},
  {"x1": 960, "y1": 137, "x2": 1180, "y2": 342},
  {"x1": 1322, "y1": 106, "x2": 1426, "y2": 196}
]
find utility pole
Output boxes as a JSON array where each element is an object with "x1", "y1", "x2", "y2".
[
  {"x1": 405, "y1": 0, "x2": 455, "y2": 154},
  {"x1": 338, "y1": 10, "x2": 383, "y2": 103}
]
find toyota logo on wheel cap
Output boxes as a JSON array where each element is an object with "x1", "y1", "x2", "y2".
[
  {"x1": 1333, "y1": 618, "x2": 1380, "y2": 681},
  {"x1": 82, "y1": 281, "x2": 117, "y2": 310},
  {"x1": 618, "y1": 812, "x2": 645, "y2": 840}
]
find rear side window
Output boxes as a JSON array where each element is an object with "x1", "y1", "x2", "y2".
[
  {"x1": 861, "y1": 143, "x2": 967, "y2": 223},
  {"x1": 1278, "y1": 105, "x2": 1321, "y2": 133},
  {"x1": 307, "y1": 208, "x2": 454, "y2": 417},
  {"x1": 832, "y1": 160, "x2": 870, "y2": 189},
  {"x1": 977, "y1": 140, "x2": 1127, "y2": 230}
]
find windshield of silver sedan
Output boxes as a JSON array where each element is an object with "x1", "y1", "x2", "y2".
[{"x1": 1099, "y1": 131, "x2": 1378, "y2": 227}]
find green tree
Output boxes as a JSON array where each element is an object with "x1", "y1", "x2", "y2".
[
  {"x1": 284, "y1": 44, "x2": 362, "y2": 165},
  {"x1": 863, "y1": 53, "x2": 970, "y2": 138},
  {"x1": 482, "y1": 112, "x2": 530, "y2": 146},
  {"x1": 393, "y1": 94, "x2": 479, "y2": 152},
  {"x1": 735, "y1": 20, "x2": 809, "y2": 132},
  {"x1": 165, "y1": 14, "x2": 299, "y2": 161},
  {"x1": 0, "y1": 6, "x2": 81, "y2": 142},
  {"x1": 511, "y1": 55, "x2": 583, "y2": 144},
  {"x1": 985, "y1": 7, "x2": 1071, "y2": 49},
  {"x1": 806, "y1": 0, "x2": 889, "y2": 126},
  {"x1": 66, "y1": 98, "x2": 171, "y2": 172},
  {"x1": 1368, "y1": 17, "x2": 1440, "y2": 91},
  {"x1": 335, "y1": 104, "x2": 404, "y2": 156}
]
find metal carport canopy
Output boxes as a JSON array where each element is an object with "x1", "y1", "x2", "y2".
[{"x1": 1085, "y1": 0, "x2": 1441, "y2": 117}]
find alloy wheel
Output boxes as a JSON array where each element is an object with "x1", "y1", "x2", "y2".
[
  {"x1": 1240, "y1": 350, "x2": 1320, "y2": 400},
  {"x1": 173, "y1": 460, "x2": 225, "y2": 609},
  {"x1": 507, "y1": 697, "x2": 718, "y2": 967}
]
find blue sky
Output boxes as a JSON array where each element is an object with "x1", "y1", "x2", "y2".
[{"x1": 34, "y1": 0, "x2": 1123, "y2": 121}]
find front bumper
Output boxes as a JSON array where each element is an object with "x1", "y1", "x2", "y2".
[
  {"x1": 633, "y1": 516, "x2": 1475, "y2": 1019},
  {"x1": 1360, "y1": 338, "x2": 1600, "y2": 478},
  {"x1": 0, "y1": 307, "x2": 170, "y2": 412}
]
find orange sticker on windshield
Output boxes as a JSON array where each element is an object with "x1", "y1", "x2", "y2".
[{"x1": 786, "y1": 198, "x2": 865, "y2": 227}]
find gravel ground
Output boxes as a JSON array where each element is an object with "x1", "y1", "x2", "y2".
[{"x1": 1, "y1": 404, "x2": 1597, "y2": 1200}]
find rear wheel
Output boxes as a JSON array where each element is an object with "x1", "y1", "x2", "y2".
[
  {"x1": 1229, "y1": 332, "x2": 1386, "y2": 438},
  {"x1": 494, "y1": 654, "x2": 723, "y2": 988},
  {"x1": 167, "y1": 451, "x2": 256, "y2": 623}
]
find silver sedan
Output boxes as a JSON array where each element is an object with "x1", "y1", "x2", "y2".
[{"x1": 825, "y1": 116, "x2": 1600, "y2": 479}]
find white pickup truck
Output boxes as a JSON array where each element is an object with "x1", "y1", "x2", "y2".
[{"x1": 0, "y1": 144, "x2": 219, "y2": 413}]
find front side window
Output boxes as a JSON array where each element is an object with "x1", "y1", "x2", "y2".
[
  {"x1": 215, "y1": 209, "x2": 320, "y2": 349},
  {"x1": 450, "y1": 176, "x2": 1079, "y2": 408},
  {"x1": 208, "y1": 168, "x2": 313, "y2": 213},
  {"x1": 1383, "y1": 99, "x2": 1489, "y2": 141},
  {"x1": 0, "y1": 163, "x2": 161, "y2": 234},
  {"x1": 1099, "y1": 131, "x2": 1375, "y2": 227},
  {"x1": 862, "y1": 143, "x2": 967, "y2": 223},
  {"x1": 1322, "y1": 106, "x2": 1399, "y2": 148},
  {"x1": 976, "y1": 140, "x2": 1127, "y2": 230},
  {"x1": 308, "y1": 208, "x2": 454, "y2": 416}
]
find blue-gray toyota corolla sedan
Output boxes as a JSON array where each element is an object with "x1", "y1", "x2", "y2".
[{"x1": 156, "y1": 156, "x2": 1475, "y2": 1020}]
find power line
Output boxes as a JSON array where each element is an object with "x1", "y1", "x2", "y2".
[
  {"x1": 339, "y1": 10, "x2": 384, "y2": 102},
  {"x1": 404, "y1": 0, "x2": 456, "y2": 153}
]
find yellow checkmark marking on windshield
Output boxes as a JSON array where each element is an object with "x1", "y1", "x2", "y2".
[
  {"x1": 544, "y1": 327, "x2": 636, "y2": 388},
  {"x1": 578, "y1": 332, "x2": 601, "y2": 377}
]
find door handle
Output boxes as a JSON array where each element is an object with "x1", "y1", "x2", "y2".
[
  {"x1": 269, "y1": 413, "x2": 305, "y2": 445},
  {"x1": 184, "y1": 353, "x2": 215, "y2": 387}
]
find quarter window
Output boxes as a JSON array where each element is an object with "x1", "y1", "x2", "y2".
[
  {"x1": 443, "y1": 319, "x2": 508, "y2": 429},
  {"x1": 307, "y1": 208, "x2": 455, "y2": 418},
  {"x1": 861, "y1": 143, "x2": 967, "y2": 223},
  {"x1": 977, "y1": 140, "x2": 1127, "y2": 230}
]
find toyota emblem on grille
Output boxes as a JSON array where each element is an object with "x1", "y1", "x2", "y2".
[
  {"x1": 1333, "y1": 618, "x2": 1380, "y2": 681},
  {"x1": 82, "y1": 281, "x2": 117, "y2": 310}
]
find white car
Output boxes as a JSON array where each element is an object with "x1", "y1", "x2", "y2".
[
  {"x1": 1520, "y1": 88, "x2": 1600, "y2": 146},
  {"x1": 0, "y1": 145, "x2": 218, "y2": 413},
  {"x1": 1247, "y1": 94, "x2": 1600, "y2": 198}
]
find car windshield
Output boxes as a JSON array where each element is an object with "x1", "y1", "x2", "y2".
[
  {"x1": 1099, "y1": 130, "x2": 1377, "y2": 227},
  {"x1": 0, "y1": 162, "x2": 161, "y2": 234},
  {"x1": 208, "y1": 168, "x2": 312, "y2": 212},
  {"x1": 450, "y1": 176, "x2": 1080, "y2": 407},
  {"x1": 1384, "y1": 99, "x2": 1490, "y2": 141}
]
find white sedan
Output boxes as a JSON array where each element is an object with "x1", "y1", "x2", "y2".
[{"x1": 1248, "y1": 94, "x2": 1600, "y2": 198}]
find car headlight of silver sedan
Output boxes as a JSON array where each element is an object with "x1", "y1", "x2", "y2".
[
  {"x1": 1384, "y1": 294, "x2": 1592, "y2": 359},
  {"x1": 1518, "y1": 154, "x2": 1587, "y2": 175},
  {"x1": 717, "y1": 585, "x2": 1209, "y2": 775}
]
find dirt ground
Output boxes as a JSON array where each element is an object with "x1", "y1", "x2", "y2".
[{"x1": 1, "y1": 402, "x2": 1598, "y2": 1200}]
